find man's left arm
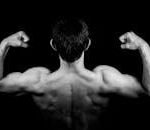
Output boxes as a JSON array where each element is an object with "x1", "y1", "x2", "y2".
[
  {"x1": 119, "y1": 31, "x2": 150, "y2": 94},
  {"x1": 100, "y1": 65, "x2": 143, "y2": 97}
]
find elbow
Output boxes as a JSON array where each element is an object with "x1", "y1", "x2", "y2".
[{"x1": 142, "y1": 79, "x2": 150, "y2": 95}]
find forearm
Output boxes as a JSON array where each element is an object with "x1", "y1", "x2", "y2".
[
  {"x1": 139, "y1": 42, "x2": 150, "y2": 92},
  {"x1": 0, "y1": 41, "x2": 9, "y2": 79}
]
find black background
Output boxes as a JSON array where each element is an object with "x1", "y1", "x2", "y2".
[{"x1": 0, "y1": 1, "x2": 150, "y2": 129}]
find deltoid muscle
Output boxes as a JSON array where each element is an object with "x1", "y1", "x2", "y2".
[{"x1": 32, "y1": 82, "x2": 109, "y2": 130}]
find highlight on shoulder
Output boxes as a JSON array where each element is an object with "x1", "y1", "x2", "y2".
[{"x1": 93, "y1": 65, "x2": 120, "y2": 73}]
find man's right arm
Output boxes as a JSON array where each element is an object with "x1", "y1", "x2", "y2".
[
  {"x1": 0, "y1": 32, "x2": 50, "y2": 95},
  {"x1": 0, "y1": 31, "x2": 29, "y2": 79},
  {"x1": 0, "y1": 31, "x2": 29, "y2": 94}
]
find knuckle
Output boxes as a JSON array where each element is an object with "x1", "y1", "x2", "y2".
[
  {"x1": 19, "y1": 31, "x2": 24, "y2": 35},
  {"x1": 18, "y1": 31, "x2": 25, "y2": 38},
  {"x1": 17, "y1": 32, "x2": 22, "y2": 37},
  {"x1": 128, "y1": 32, "x2": 132, "y2": 36}
]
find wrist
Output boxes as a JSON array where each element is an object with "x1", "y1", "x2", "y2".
[
  {"x1": 138, "y1": 41, "x2": 149, "y2": 51},
  {"x1": 0, "y1": 39, "x2": 8, "y2": 47}
]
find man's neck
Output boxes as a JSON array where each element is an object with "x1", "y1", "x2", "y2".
[{"x1": 58, "y1": 53, "x2": 85, "y2": 72}]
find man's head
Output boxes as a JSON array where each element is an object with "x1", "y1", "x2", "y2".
[{"x1": 50, "y1": 18, "x2": 91, "y2": 63}]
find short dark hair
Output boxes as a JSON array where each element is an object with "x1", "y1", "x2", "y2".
[{"x1": 52, "y1": 18, "x2": 89, "y2": 63}]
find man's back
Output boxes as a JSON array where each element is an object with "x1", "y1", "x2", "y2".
[
  {"x1": 32, "y1": 66, "x2": 109, "y2": 129},
  {"x1": 20, "y1": 64, "x2": 140, "y2": 130},
  {"x1": 0, "y1": 64, "x2": 142, "y2": 130}
]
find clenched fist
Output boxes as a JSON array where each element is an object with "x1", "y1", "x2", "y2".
[
  {"x1": 1, "y1": 31, "x2": 29, "y2": 48},
  {"x1": 119, "y1": 31, "x2": 147, "y2": 50}
]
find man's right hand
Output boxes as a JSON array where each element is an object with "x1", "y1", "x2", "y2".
[{"x1": 1, "y1": 31, "x2": 29, "y2": 48}]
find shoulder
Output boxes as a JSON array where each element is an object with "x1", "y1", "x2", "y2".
[
  {"x1": 23, "y1": 67, "x2": 50, "y2": 76},
  {"x1": 93, "y1": 65, "x2": 123, "y2": 81},
  {"x1": 93, "y1": 65, "x2": 121, "y2": 74},
  {"x1": 1, "y1": 67, "x2": 50, "y2": 86},
  {"x1": 7, "y1": 67, "x2": 50, "y2": 78},
  {"x1": 93, "y1": 65, "x2": 142, "y2": 96},
  {"x1": 93, "y1": 65, "x2": 137, "y2": 86}
]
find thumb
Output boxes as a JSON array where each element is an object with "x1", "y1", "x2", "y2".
[
  {"x1": 21, "y1": 43, "x2": 29, "y2": 48},
  {"x1": 120, "y1": 44, "x2": 130, "y2": 49},
  {"x1": 121, "y1": 44, "x2": 127, "y2": 49}
]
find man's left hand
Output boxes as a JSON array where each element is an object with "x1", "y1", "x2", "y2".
[{"x1": 119, "y1": 31, "x2": 147, "y2": 50}]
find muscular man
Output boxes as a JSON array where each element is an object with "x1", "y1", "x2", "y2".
[{"x1": 0, "y1": 19, "x2": 149, "y2": 130}]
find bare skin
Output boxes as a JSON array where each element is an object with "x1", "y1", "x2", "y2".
[{"x1": 0, "y1": 31, "x2": 148, "y2": 130}]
